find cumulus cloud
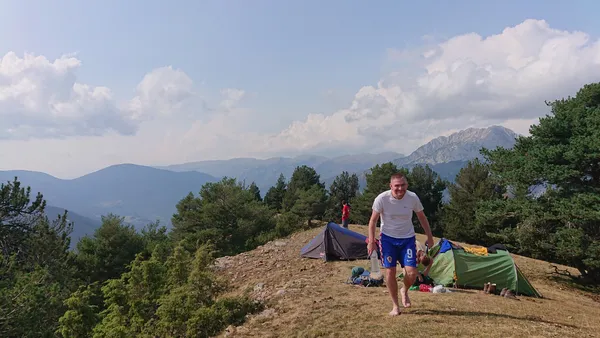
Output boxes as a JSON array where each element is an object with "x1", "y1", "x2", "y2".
[
  {"x1": 218, "y1": 88, "x2": 246, "y2": 112},
  {"x1": 173, "y1": 88, "x2": 263, "y2": 160},
  {"x1": 0, "y1": 54, "x2": 201, "y2": 140},
  {"x1": 0, "y1": 52, "x2": 136, "y2": 139},
  {"x1": 260, "y1": 19, "x2": 600, "y2": 155},
  {"x1": 126, "y1": 66, "x2": 199, "y2": 121}
]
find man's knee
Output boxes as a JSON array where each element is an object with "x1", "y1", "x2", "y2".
[{"x1": 404, "y1": 267, "x2": 418, "y2": 280}]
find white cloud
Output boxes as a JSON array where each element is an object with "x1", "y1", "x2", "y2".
[
  {"x1": 218, "y1": 88, "x2": 246, "y2": 112},
  {"x1": 259, "y1": 19, "x2": 600, "y2": 155},
  {"x1": 1, "y1": 19, "x2": 600, "y2": 177},
  {"x1": 0, "y1": 54, "x2": 200, "y2": 140},
  {"x1": 0, "y1": 52, "x2": 136, "y2": 139},
  {"x1": 126, "y1": 66, "x2": 198, "y2": 121},
  {"x1": 174, "y1": 88, "x2": 264, "y2": 160}
]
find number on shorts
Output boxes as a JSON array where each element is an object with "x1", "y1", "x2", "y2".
[{"x1": 406, "y1": 248, "x2": 413, "y2": 259}]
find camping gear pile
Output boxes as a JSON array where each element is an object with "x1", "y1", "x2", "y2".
[
  {"x1": 396, "y1": 270, "x2": 450, "y2": 293},
  {"x1": 347, "y1": 266, "x2": 384, "y2": 287}
]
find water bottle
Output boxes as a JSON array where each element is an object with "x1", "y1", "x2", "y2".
[{"x1": 370, "y1": 250, "x2": 381, "y2": 276}]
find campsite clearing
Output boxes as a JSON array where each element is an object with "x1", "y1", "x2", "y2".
[{"x1": 214, "y1": 224, "x2": 600, "y2": 337}]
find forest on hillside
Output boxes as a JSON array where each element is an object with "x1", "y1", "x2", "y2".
[{"x1": 1, "y1": 82, "x2": 599, "y2": 337}]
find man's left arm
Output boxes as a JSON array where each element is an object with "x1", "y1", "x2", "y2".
[{"x1": 416, "y1": 210, "x2": 434, "y2": 248}]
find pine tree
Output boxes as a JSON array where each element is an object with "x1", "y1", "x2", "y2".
[
  {"x1": 282, "y1": 165, "x2": 324, "y2": 212},
  {"x1": 170, "y1": 178, "x2": 277, "y2": 256},
  {"x1": 326, "y1": 171, "x2": 360, "y2": 221},
  {"x1": 264, "y1": 173, "x2": 287, "y2": 212},
  {"x1": 480, "y1": 82, "x2": 600, "y2": 284},
  {"x1": 407, "y1": 164, "x2": 447, "y2": 236},
  {"x1": 442, "y1": 159, "x2": 503, "y2": 244},
  {"x1": 248, "y1": 182, "x2": 262, "y2": 202}
]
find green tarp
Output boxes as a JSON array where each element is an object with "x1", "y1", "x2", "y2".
[{"x1": 426, "y1": 238, "x2": 542, "y2": 297}]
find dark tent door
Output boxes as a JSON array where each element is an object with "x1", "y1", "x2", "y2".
[{"x1": 301, "y1": 222, "x2": 368, "y2": 261}]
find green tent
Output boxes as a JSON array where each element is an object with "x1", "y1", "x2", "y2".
[{"x1": 426, "y1": 238, "x2": 542, "y2": 298}]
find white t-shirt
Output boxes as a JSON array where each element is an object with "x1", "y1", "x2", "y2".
[{"x1": 372, "y1": 190, "x2": 424, "y2": 239}]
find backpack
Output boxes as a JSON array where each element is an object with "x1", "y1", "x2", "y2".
[{"x1": 348, "y1": 268, "x2": 384, "y2": 287}]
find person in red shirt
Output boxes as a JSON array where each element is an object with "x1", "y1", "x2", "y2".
[{"x1": 341, "y1": 200, "x2": 350, "y2": 228}]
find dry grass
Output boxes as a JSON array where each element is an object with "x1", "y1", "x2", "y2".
[{"x1": 214, "y1": 224, "x2": 600, "y2": 338}]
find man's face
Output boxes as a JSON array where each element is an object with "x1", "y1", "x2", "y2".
[{"x1": 390, "y1": 177, "x2": 408, "y2": 199}]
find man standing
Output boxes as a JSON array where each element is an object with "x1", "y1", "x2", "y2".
[
  {"x1": 341, "y1": 200, "x2": 350, "y2": 228},
  {"x1": 367, "y1": 173, "x2": 434, "y2": 316}
]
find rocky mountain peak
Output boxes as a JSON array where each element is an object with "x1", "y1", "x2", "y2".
[{"x1": 394, "y1": 125, "x2": 520, "y2": 166}]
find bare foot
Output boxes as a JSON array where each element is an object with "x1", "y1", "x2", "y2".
[
  {"x1": 389, "y1": 306, "x2": 401, "y2": 316},
  {"x1": 400, "y1": 288, "x2": 411, "y2": 308}
]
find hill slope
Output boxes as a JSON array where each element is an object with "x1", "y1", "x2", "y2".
[
  {"x1": 214, "y1": 225, "x2": 599, "y2": 337},
  {"x1": 44, "y1": 205, "x2": 102, "y2": 247}
]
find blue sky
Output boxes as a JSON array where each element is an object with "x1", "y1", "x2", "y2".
[{"x1": 1, "y1": 1, "x2": 600, "y2": 177}]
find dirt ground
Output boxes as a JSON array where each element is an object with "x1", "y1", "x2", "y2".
[{"x1": 214, "y1": 224, "x2": 600, "y2": 338}]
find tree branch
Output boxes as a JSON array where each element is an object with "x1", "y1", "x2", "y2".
[{"x1": 549, "y1": 264, "x2": 576, "y2": 279}]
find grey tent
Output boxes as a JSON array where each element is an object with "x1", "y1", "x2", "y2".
[{"x1": 300, "y1": 222, "x2": 369, "y2": 261}]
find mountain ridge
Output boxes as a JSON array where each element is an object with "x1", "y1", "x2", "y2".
[
  {"x1": 0, "y1": 164, "x2": 219, "y2": 233},
  {"x1": 157, "y1": 125, "x2": 519, "y2": 193},
  {"x1": 155, "y1": 152, "x2": 407, "y2": 194},
  {"x1": 394, "y1": 125, "x2": 519, "y2": 166}
]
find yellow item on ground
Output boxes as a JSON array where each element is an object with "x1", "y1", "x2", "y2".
[{"x1": 463, "y1": 246, "x2": 488, "y2": 256}]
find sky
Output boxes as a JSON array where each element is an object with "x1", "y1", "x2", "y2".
[{"x1": 1, "y1": 0, "x2": 600, "y2": 178}]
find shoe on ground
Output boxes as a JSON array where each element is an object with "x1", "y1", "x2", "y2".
[{"x1": 504, "y1": 289, "x2": 518, "y2": 299}]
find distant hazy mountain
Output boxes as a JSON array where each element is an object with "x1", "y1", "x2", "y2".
[
  {"x1": 158, "y1": 126, "x2": 519, "y2": 193},
  {"x1": 157, "y1": 152, "x2": 404, "y2": 194},
  {"x1": 319, "y1": 126, "x2": 518, "y2": 189},
  {"x1": 0, "y1": 164, "x2": 218, "y2": 230},
  {"x1": 44, "y1": 205, "x2": 102, "y2": 248},
  {"x1": 394, "y1": 125, "x2": 519, "y2": 166},
  {"x1": 160, "y1": 126, "x2": 518, "y2": 193}
]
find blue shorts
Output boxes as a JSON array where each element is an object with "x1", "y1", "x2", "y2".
[{"x1": 379, "y1": 233, "x2": 417, "y2": 269}]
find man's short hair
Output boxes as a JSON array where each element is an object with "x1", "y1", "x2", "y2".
[
  {"x1": 421, "y1": 255, "x2": 431, "y2": 266},
  {"x1": 390, "y1": 172, "x2": 407, "y2": 182}
]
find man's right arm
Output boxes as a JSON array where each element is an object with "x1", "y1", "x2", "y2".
[{"x1": 367, "y1": 210, "x2": 380, "y2": 254}]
